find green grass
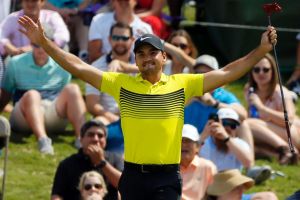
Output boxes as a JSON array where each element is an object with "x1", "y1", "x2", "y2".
[{"x1": 0, "y1": 78, "x2": 299, "y2": 200}]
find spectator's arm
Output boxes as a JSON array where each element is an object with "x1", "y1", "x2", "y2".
[
  {"x1": 101, "y1": 162, "x2": 122, "y2": 188},
  {"x1": 88, "y1": 39, "x2": 103, "y2": 63},
  {"x1": 119, "y1": 61, "x2": 139, "y2": 73},
  {"x1": 3, "y1": 42, "x2": 24, "y2": 56},
  {"x1": 86, "y1": 145, "x2": 122, "y2": 188},
  {"x1": 226, "y1": 138, "x2": 252, "y2": 168},
  {"x1": 164, "y1": 42, "x2": 196, "y2": 70}
]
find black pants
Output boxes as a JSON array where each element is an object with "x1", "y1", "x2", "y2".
[{"x1": 118, "y1": 163, "x2": 182, "y2": 200}]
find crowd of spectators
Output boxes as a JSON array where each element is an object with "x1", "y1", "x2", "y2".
[{"x1": 0, "y1": 0, "x2": 299, "y2": 199}]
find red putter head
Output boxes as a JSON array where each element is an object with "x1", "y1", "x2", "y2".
[{"x1": 263, "y1": 2, "x2": 282, "y2": 16}]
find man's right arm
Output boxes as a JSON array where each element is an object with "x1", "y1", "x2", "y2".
[{"x1": 18, "y1": 16, "x2": 103, "y2": 89}]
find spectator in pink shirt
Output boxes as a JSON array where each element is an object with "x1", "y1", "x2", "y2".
[
  {"x1": 180, "y1": 124, "x2": 217, "y2": 200},
  {"x1": 0, "y1": 0, "x2": 69, "y2": 57}
]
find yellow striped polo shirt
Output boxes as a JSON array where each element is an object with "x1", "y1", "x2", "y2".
[{"x1": 101, "y1": 72, "x2": 203, "y2": 164}]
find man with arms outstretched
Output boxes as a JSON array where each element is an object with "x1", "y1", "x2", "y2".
[{"x1": 18, "y1": 15, "x2": 277, "y2": 200}]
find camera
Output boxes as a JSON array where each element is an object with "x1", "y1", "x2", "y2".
[{"x1": 208, "y1": 113, "x2": 219, "y2": 122}]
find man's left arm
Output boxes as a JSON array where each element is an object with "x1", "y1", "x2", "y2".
[
  {"x1": 86, "y1": 146, "x2": 121, "y2": 188},
  {"x1": 203, "y1": 26, "x2": 277, "y2": 93}
]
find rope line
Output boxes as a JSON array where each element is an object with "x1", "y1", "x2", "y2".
[{"x1": 181, "y1": 20, "x2": 300, "y2": 33}]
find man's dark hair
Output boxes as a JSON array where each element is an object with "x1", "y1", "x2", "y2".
[
  {"x1": 80, "y1": 119, "x2": 107, "y2": 137},
  {"x1": 109, "y1": 22, "x2": 133, "y2": 37}
]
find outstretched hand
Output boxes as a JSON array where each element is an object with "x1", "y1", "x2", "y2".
[
  {"x1": 18, "y1": 16, "x2": 46, "y2": 45},
  {"x1": 261, "y1": 26, "x2": 277, "y2": 52}
]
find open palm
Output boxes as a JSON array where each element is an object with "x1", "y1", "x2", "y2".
[{"x1": 18, "y1": 15, "x2": 45, "y2": 45}]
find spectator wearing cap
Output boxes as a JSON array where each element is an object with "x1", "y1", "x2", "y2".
[
  {"x1": 180, "y1": 124, "x2": 217, "y2": 200},
  {"x1": 0, "y1": 0, "x2": 69, "y2": 57},
  {"x1": 19, "y1": 11, "x2": 277, "y2": 198},
  {"x1": 51, "y1": 119, "x2": 123, "y2": 200},
  {"x1": 199, "y1": 108, "x2": 252, "y2": 171},
  {"x1": 0, "y1": 25, "x2": 86, "y2": 154},
  {"x1": 206, "y1": 169, "x2": 278, "y2": 200}
]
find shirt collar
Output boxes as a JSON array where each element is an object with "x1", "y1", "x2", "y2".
[{"x1": 136, "y1": 73, "x2": 169, "y2": 84}]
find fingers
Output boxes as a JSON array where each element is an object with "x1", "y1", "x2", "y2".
[{"x1": 267, "y1": 26, "x2": 277, "y2": 45}]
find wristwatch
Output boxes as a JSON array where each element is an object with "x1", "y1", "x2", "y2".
[{"x1": 96, "y1": 160, "x2": 107, "y2": 169}]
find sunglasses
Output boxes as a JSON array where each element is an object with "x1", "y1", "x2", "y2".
[
  {"x1": 252, "y1": 67, "x2": 271, "y2": 74},
  {"x1": 111, "y1": 35, "x2": 130, "y2": 42},
  {"x1": 222, "y1": 120, "x2": 239, "y2": 130},
  {"x1": 84, "y1": 183, "x2": 102, "y2": 191},
  {"x1": 172, "y1": 43, "x2": 188, "y2": 50}
]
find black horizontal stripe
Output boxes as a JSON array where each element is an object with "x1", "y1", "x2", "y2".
[{"x1": 119, "y1": 87, "x2": 185, "y2": 119}]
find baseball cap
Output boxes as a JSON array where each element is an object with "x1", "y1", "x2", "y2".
[
  {"x1": 194, "y1": 54, "x2": 219, "y2": 70},
  {"x1": 182, "y1": 124, "x2": 200, "y2": 142},
  {"x1": 207, "y1": 169, "x2": 254, "y2": 196},
  {"x1": 217, "y1": 108, "x2": 239, "y2": 124},
  {"x1": 134, "y1": 34, "x2": 164, "y2": 53}
]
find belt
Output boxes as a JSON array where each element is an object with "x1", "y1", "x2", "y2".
[{"x1": 124, "y1": 162, "x2": 179, "y2": 173}]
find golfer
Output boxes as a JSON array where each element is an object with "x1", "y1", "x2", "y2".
[{"x1": 18, "y1": 16, "x2": 277, "y2": 200}]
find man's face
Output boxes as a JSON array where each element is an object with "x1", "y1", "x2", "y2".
[
  {"x1": 22, "y1": 0, "x2": 44, "y2": 17},
  {"x1": 109, "y1": 27, "x2": 134, "y2": 56},
  {"x1": 81, "y1": 126, "x2": 107, "y2": 150},
  {"x1": 181, "y1": 137, "x2": 199, "y2": 164},
  {"x1": 135, "y1": 44, "x2": 166, "y2": 75}
]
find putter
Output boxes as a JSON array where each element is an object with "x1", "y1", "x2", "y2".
[{"x1": 263, "y1": 2, "x2": 295, "y2": 153}]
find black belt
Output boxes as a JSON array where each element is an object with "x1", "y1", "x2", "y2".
[{"x1": 124, "y1": 162, "x2": 179, "y2": 173}]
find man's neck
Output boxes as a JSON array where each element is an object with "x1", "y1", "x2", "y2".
[
  {"x1": 34, "y1": 57, "x2": 48, "y2": 67},
  {"x1": 114, "y1": 10, "x2": 134, "y2": 24},
  {"x1": 141, "y1": 71, "x2": 162, "y2": 85}
]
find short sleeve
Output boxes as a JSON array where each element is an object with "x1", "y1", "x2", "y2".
[
  {"x1": 183, "y1": 74, "x2": 204, "y2": 100},
  {"x1": 101, "y1": 72, "x2": 127, "y2": 102}
]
